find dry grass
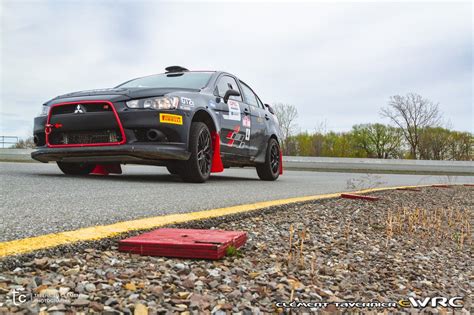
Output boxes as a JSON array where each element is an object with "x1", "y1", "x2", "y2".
[
  {"x1": 385, "y1": 207, "x2": 472, "y2": 249},
  {"x1": 287, "y1": 224, "x2": 308, "y2": 269},
  {"x1": 287, "y1": 224, "x2": 294, "y2": 262}
]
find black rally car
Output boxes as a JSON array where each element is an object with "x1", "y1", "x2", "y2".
[{"x1": 32, "y1": 66, "x2": 283, "y2": 183}]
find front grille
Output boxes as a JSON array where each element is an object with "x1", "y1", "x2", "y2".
[
  {"x1": 51, "y1": 103, "x2": 113, "y2": 115},
  {"x1": 49, "y1": 130, "x2": 122, "y2": 145},
  {"x1": 47, "y1": 101, "x2": 125, "y2": 147}
]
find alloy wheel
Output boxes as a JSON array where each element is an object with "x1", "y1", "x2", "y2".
[
  {"x1": 270, "y1": 143, "x2": 279, "y2": 174},
  {"x1": 197, "y1": 129, "x2": 211, "y2": 175}
]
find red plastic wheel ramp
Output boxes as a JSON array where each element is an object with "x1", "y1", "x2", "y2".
[
  {"x1": 118, "y1": 228, "x2": 247, "y2": 260},
  {"x1": 340, "y1": 193, "x2": 380, "y2": 201},
  {"x1": 91, "y1": 164, "x2": 122, "y2": 175}
]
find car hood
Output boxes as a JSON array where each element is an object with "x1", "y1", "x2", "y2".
[{"x1": 47, "y1": 87, "x2": 200, "y2": 104}]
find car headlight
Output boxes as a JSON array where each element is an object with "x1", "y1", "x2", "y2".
[
  {"x1": 126, "y1": 97, "x2": 179, "y2": 110},
  {"x1": 40, "y1": 105, "x2": 50, "y2": 116}
]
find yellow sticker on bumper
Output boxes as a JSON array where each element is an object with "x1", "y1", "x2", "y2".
[{"x1": 160, "y1": 113, "x2": 183, "y2": 125}]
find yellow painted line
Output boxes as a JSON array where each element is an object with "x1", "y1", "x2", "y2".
[{"x1": 0, "y1": 185, "x2": 430, "y2": 258}]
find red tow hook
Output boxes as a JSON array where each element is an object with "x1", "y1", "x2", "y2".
[{"x1": 45, "y1": 123, "x2": 62, "y2": 135}]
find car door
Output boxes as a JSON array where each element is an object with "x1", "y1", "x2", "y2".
[
  {"x1": 214, "y1": 75, "x2": 249, "y2": 157},
  {"x1": 239, "y1": 81, "x2": 268, "y2": 158}
]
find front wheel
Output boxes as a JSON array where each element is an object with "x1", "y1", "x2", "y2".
[
  {"x1": 57, "y1": 162, "x2": 95, "y2": 175},
  {"x1": 179, "y1": 122, "x2": 212, "y2": 183},
  {"x1": 256, "y1": 138, "x2": 280, "y2": 181}
]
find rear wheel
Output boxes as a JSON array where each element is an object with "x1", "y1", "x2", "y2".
[
  {"x1": 256, "y1": 138, "x2": 280, "y2": 181},
  {"x1": 180, "y1": 122, "x2": 212, "y2": 183},
  {"x1": 57, "y1": 161, "x2": 95, "y2": 175}
]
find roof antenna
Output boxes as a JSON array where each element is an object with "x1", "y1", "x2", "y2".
[{"x1": 165, "y1": 66, "x2": 189, "y2": 73}]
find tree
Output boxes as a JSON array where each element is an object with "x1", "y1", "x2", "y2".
[
  {"x1": 321, "y1": 132, "x2": 362, "y2": 158},
  {"x1": 13, "y1": 137, "x2": 35, "y2": 149},
  {"x1": 447, "y1": 131, "x2": 472, "y2": 161},
  {"x1": 418, "y1": 128, "x2": 473, "y2": 161},
  {"x1": 381, "y1": 93, "x2": 441, "y2": 159},
  {"x1": 272, "y1": 103, "x2": 298, "y2": 154},
  {"x1": 418, "y1": 127, "x2": 451, "y2": 160},
  {"x1": 352, "y1": 124, "x2": 404, "y2": 158}
]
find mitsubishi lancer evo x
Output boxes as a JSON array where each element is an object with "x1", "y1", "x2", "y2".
[{"x1": 32, "y1": 66, "x2": 283, "y2": 183}]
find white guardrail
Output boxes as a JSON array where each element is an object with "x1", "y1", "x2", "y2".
[
  {"x1": 0, "y1": 149, "x2": 473, "y2": 175},
  {"x1": 283, "y1": 156, "x2": 473, "y2": 175}
]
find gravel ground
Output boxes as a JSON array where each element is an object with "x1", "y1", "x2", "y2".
[{"x1": 0, "y1": 186, "x2": 472, "y2": 314}]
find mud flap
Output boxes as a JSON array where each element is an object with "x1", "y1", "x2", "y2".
[
  {"x1": 91, "y1": 164, "x2": 122, "y2": 175},
  {"x1": 279, "y1": 149, "x2": 283, "y2": 175},
  {"x1": 211, "y1": 131, "x2": 224, "y2": 173}
]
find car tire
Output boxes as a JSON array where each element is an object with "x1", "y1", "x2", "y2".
[
  {"x1": 256, "y1": 138, "x2": 280, "y2": 181},
  {"x1": 180, "y1": 122, "x2": 212, "y2": 183},
  {"x1": 57, "y1": 161, "x2": 95, "y2": 175}
]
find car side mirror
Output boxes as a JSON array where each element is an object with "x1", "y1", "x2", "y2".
[
  {"x1": 265, "y1": 103, "x2": 275, "y2": 115},
  {"x1": 223, "y1": 89, "x2": 240, "y2": 103}
]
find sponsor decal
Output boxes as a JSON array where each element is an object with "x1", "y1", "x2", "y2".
[
  {"x1": 245, "y1": 128, "x2": 250, "y2": 141},
  {"x1": 223, "y1": 100, "x2": 241, "y2": 121},
  {"x1": 208, "y1": 100, "x2": 216, "y2": 108},
  {"x1": 256, "y1": 111, "x2": 264, "y2": 123},
  {"x1": 226, "y1": 125, "x2": 246, "y2": 147},
  {"x1": 160, "y1": 113, "x2": 183, "y2": 125},
  {"x1": 180, "y1": 97, "x2": 194, "y2": 110},
  {"x1": 243, "y1": 115, "x2": 251, "y2": 128}
]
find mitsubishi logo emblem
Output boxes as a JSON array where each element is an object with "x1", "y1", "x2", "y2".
[{"x1": 74, "y1": 104, "x2": 86, "y2": 114}]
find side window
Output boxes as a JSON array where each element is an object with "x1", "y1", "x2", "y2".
[
  {"x1": 216, "y1": 76, "x2": 242, "y2": 101},
  {"x1": 256, "y1": 97, "x2": 264, "y2": 109},
  {"x1": 240, "y1": 82, "x2": 259, "y2": 107}
]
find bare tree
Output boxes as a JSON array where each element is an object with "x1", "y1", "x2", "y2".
[
  {"x1": 272, "y1": 103, "x2": 298, "y2": 154},
  {"x1": 381, "y1": 93, "x2": 441, "y2": 159},
  {"x1": 13, "y1": 137, "x2": 36, "y2": 149}
]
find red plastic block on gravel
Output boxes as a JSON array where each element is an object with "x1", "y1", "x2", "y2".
[
  {"x1": 340, "y1": 193, "x2": 379, "y2": 201},
  {"x1": 432, "y1": 184, "x2": 450, "y2": 188},
  {"x1": 118, "y1": 228, "x2": 247, "y2": 260}
]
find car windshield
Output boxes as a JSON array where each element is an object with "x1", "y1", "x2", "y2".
[{"x1": 117, "y1": 72, "x2": 213, "y2": 89}]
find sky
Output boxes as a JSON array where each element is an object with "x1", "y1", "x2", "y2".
[{"x1": 1, "y1": 0, "x2": 472, "y2": 139}]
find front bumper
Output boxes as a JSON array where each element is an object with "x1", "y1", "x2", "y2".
[
  {"x1": 31, "y1": 143, "x2": 190, "y2": 163},
  {"x1": 33, "y1": 99, "x2": 191, "y2": 148}
]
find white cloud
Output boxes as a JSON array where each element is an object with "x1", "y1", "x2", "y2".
[{"x1": 1, "y1": 1, "x2": 472, "y2": 138}]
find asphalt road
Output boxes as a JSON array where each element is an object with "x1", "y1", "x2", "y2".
[{"x1": 1, "y1": 162, "x2": 473, "y2": 242}]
